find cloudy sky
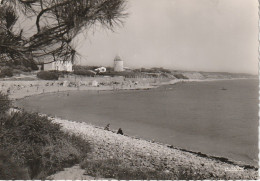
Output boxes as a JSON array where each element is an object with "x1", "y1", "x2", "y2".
[{"x1": 75, "y1": 0, "x2": 258, "y2": 74}]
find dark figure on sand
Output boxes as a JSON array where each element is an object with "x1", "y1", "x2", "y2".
[
  {"x1": 117, "y1": 128, "x2": 123, "y2": 135},
  {"x1": 104, "y1": 124, "x2": 110, "y2": 131}
]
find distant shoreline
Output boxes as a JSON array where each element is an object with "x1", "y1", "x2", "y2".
[{"x1": 0, "y1": 77, "x2": 256, "y2": 101}]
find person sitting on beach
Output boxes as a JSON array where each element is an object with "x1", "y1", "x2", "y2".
[
  {"x1": 104, "y1": 124, "x2": 110, "y2": 131},
  {"x1": 117, "y1": 128, "x2": 123, "y2": 135}
]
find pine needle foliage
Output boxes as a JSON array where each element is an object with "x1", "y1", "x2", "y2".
[{"x1": 0, "y1": 0, "x2": 127, "y2": 67}]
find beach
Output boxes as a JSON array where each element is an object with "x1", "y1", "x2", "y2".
[
  {"x1": 2, "y1": 77, "x2": 258, "y2": 179},
  {"x1": 0, "y1": 75, "x2": 250, "y2": 100},
  {"x1": 16, "y1": 78, "x2": 258, "y2": 167},
  {"x1": 45, "y1": 115, "x2": 257, "y2": 179},
  {"x1": 0, "y1": 78, "x2": 157, "y2": 100}
]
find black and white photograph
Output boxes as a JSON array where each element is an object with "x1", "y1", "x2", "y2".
[{"x1": 0, "y1": 0, "x2": 258, "y2": 179}]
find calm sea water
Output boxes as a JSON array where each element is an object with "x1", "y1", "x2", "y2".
[{"x1": 16, "y1": 79, "x2": 258, "y2": 166}]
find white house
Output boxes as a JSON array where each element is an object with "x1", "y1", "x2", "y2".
[
  {"x1": 95, "y1": 67, "x2": 106, "y2": 73},
  {"x1": 52, "y1": 61, "x2": 73, "y2": 72}
]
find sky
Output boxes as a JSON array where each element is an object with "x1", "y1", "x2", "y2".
[{"x1": 75, "y1": 0, "x2": 258, "y2": 74}]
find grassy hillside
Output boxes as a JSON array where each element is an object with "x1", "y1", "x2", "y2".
[{"x1": 0, "y1": 92, "x2": 91, "y2": 179}]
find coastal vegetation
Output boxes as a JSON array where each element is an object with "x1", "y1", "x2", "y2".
[
  {"x1": 73, "y1": 65, "x2": 97, "y2": 76},
  {"x1": 173, "y1": 73, "x2": 189, "y2": 79},
  {"x1": 0, "y1": 92, "x2": 10, "y2": 113},
  {"x1": 0, "y1": 67, "x2": 13, "y2": 78},
  {"x1": 72, "y1": 65, "x2": 180, "y2": 78},
  {"x1": 0, "y1": 62, "x2": 256, "y2": 81},
  {"x1": 0, "y1": 92, "x2": 91, "y2": 179},
  {"x1": 37, "y1": 71, "x2": 59, "y2": 80}
]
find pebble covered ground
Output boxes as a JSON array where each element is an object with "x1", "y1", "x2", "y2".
[
  {"x1": 50, "y1": 117, "x2": 258, "y2": 180},
  {"x1": 47, "y1": 165, "x2": 100, "y2": 180}
]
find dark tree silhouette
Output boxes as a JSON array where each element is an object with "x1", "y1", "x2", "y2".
[{"x1": 0, "y1": 0, "x2": 127, "y2": 68}]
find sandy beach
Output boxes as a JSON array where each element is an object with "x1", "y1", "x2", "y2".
[
  {"x1": 1, "y1": 76, "x2": 251, "y2": 100},
  {"x1": 0, "y1": 78, "x2": 157, "y2": 100}
]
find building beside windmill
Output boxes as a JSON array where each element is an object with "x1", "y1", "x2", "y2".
[
  {"x1": 42, "y1": 60, "x2": 73, "y2": 72},
  {"x1": 52, "y1": 61, "x2": 73, "y2": 72},
  {"x1": 114, "y1": 55, "x2": 123, "y2": 72}
]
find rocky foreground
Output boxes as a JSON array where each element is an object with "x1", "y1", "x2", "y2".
[{"x1": 49, "y1": 117, "x2": 258, "y2": 180}]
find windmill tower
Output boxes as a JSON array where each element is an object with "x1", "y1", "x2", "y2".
[{"x1": 114, "y1": 55, "x2": 123, "y2": 72}]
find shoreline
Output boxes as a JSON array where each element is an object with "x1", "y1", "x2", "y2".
[
  {"x1": 4, "y1": 81, "x2": 158, "y2": 100},
  {"x1": 62, "y1": 115, "x2": 258, "y2": 170},
  {"x1": 46, "y1": 115, "x2": 257, "y2": 179},
  {"x1": 1, "y1": 77, "x2": 255, "y2": 101},
  {"x1": 10, "y1": 78, "x2": 258, "y2": 163},
  {"x1": 4, "y1": 77, "x2": 258, "y2": 179},
  {"x1": 8, "y1": 106, "x2": 258, "y2": 179},
  {"x1": 53, "y1": 115, "x2": 258, "y2": 170}
]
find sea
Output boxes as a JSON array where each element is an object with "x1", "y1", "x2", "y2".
[{"x1": 16, "y1": 79, "x2": 259, "y2": 166}]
